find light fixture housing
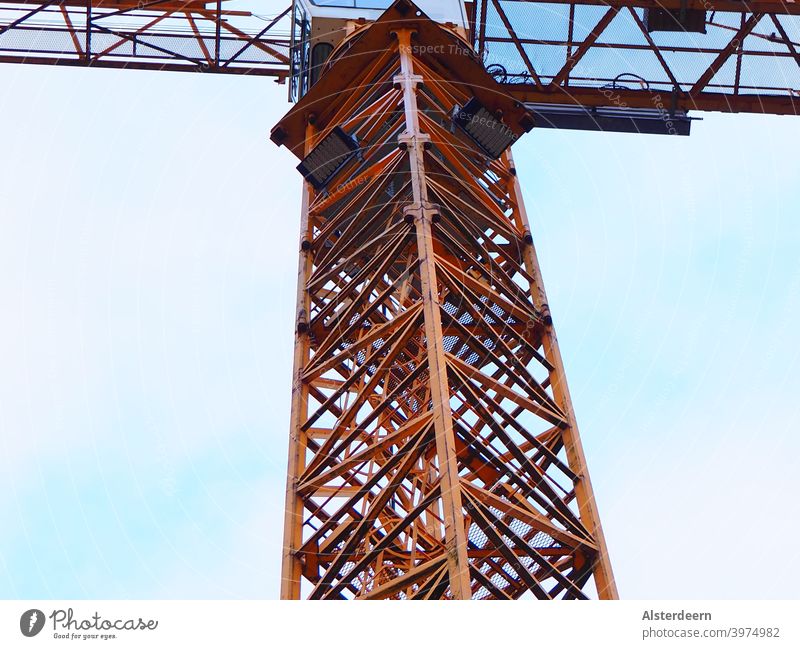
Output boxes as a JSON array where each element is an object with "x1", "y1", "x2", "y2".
[
  {"x1": 452, "y1": 97, "x2": 519, "y2": 159},
  {"x1": 296, "y1": 126, "x2": 359, "y2": 190},
  {"x1": 526, "y1": 103, "x2": 693, "y2": 136}
]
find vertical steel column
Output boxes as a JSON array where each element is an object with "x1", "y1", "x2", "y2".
[
  {"x1": 395, "y1": 29, "x2": 472, "y2": 599},
  {"x1": 280, "y1": 122, "x2": 316, "y2": 600}
]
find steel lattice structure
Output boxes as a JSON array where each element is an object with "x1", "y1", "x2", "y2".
[
  {"x1": 2, "y1": 0, "x2": 799, "y2": 115},
  {"x1": 0, "y1": 0, "x2": 291, "y2": 77},
  {"x1": 472, "y1": 0, "x2": 800, "y2": 114},
  {"x1": 271, "y1": 3, "x2": 616, "y2": 599},
  {"x1": 2, "y1": 0, "x2": 798, "y2": 601}
]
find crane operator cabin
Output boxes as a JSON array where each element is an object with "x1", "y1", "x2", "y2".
[{"x1": 289, "y1": 0, "x2": 469, "y2": 100}]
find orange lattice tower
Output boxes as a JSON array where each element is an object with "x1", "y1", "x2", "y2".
[{"x1": 271, "y1": 0, "x2": 617, "y2": 600}]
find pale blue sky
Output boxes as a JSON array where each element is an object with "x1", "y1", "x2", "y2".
[{"x1": 0, "y1": 60, "x2": 798, "y2": 599}]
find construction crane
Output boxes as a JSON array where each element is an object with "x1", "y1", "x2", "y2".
[{"x1": 3, "y1": 0, "x2": 797, "y2": 600}]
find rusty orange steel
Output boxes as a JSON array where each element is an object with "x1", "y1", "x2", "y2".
[
  {"x1": 272, "y1": 4, "x2": 617, "y2": 599},
  {"x1": 1, "y1": 0, "x2": 799, "y2": 604}
]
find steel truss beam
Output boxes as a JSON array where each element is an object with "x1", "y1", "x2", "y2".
[
  {"x1": 0, "y1": 0, "x2": 290, "y2": 77},
  {"x1": 0, "y1": 0, "x2": 798, "y2": 117},
  {"x1": 471, "y1": 0, "x2": 800, "y2": 115},
  {"x1": 274, "y1": 7, "x2": 617, "y2": 599}
]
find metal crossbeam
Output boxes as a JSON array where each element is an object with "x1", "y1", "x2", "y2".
[
  {"x1": 0, "y1": 0, "x2": 798, "y2": 115},
  {"x1": 471, "y1": 0, "x2": 800, "y2": 115},
  {"x1": 0, "y1": 1, "x2": 291, "y2": 77}
]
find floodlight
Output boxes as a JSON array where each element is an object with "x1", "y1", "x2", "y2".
[
  {"x1": 296, "y1": 126, "x2": 359, "y2": 190},
  {"x1": 452, "y1": 97, "x2": 518, "y2": 159}
]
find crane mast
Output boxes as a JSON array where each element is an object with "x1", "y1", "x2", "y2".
[
  {"x1": 272, "y1": 0, "x2": 616, "y2": 599},
  {"x1": 1, "y1": 0, "x2": 798, "y2": 600}
]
